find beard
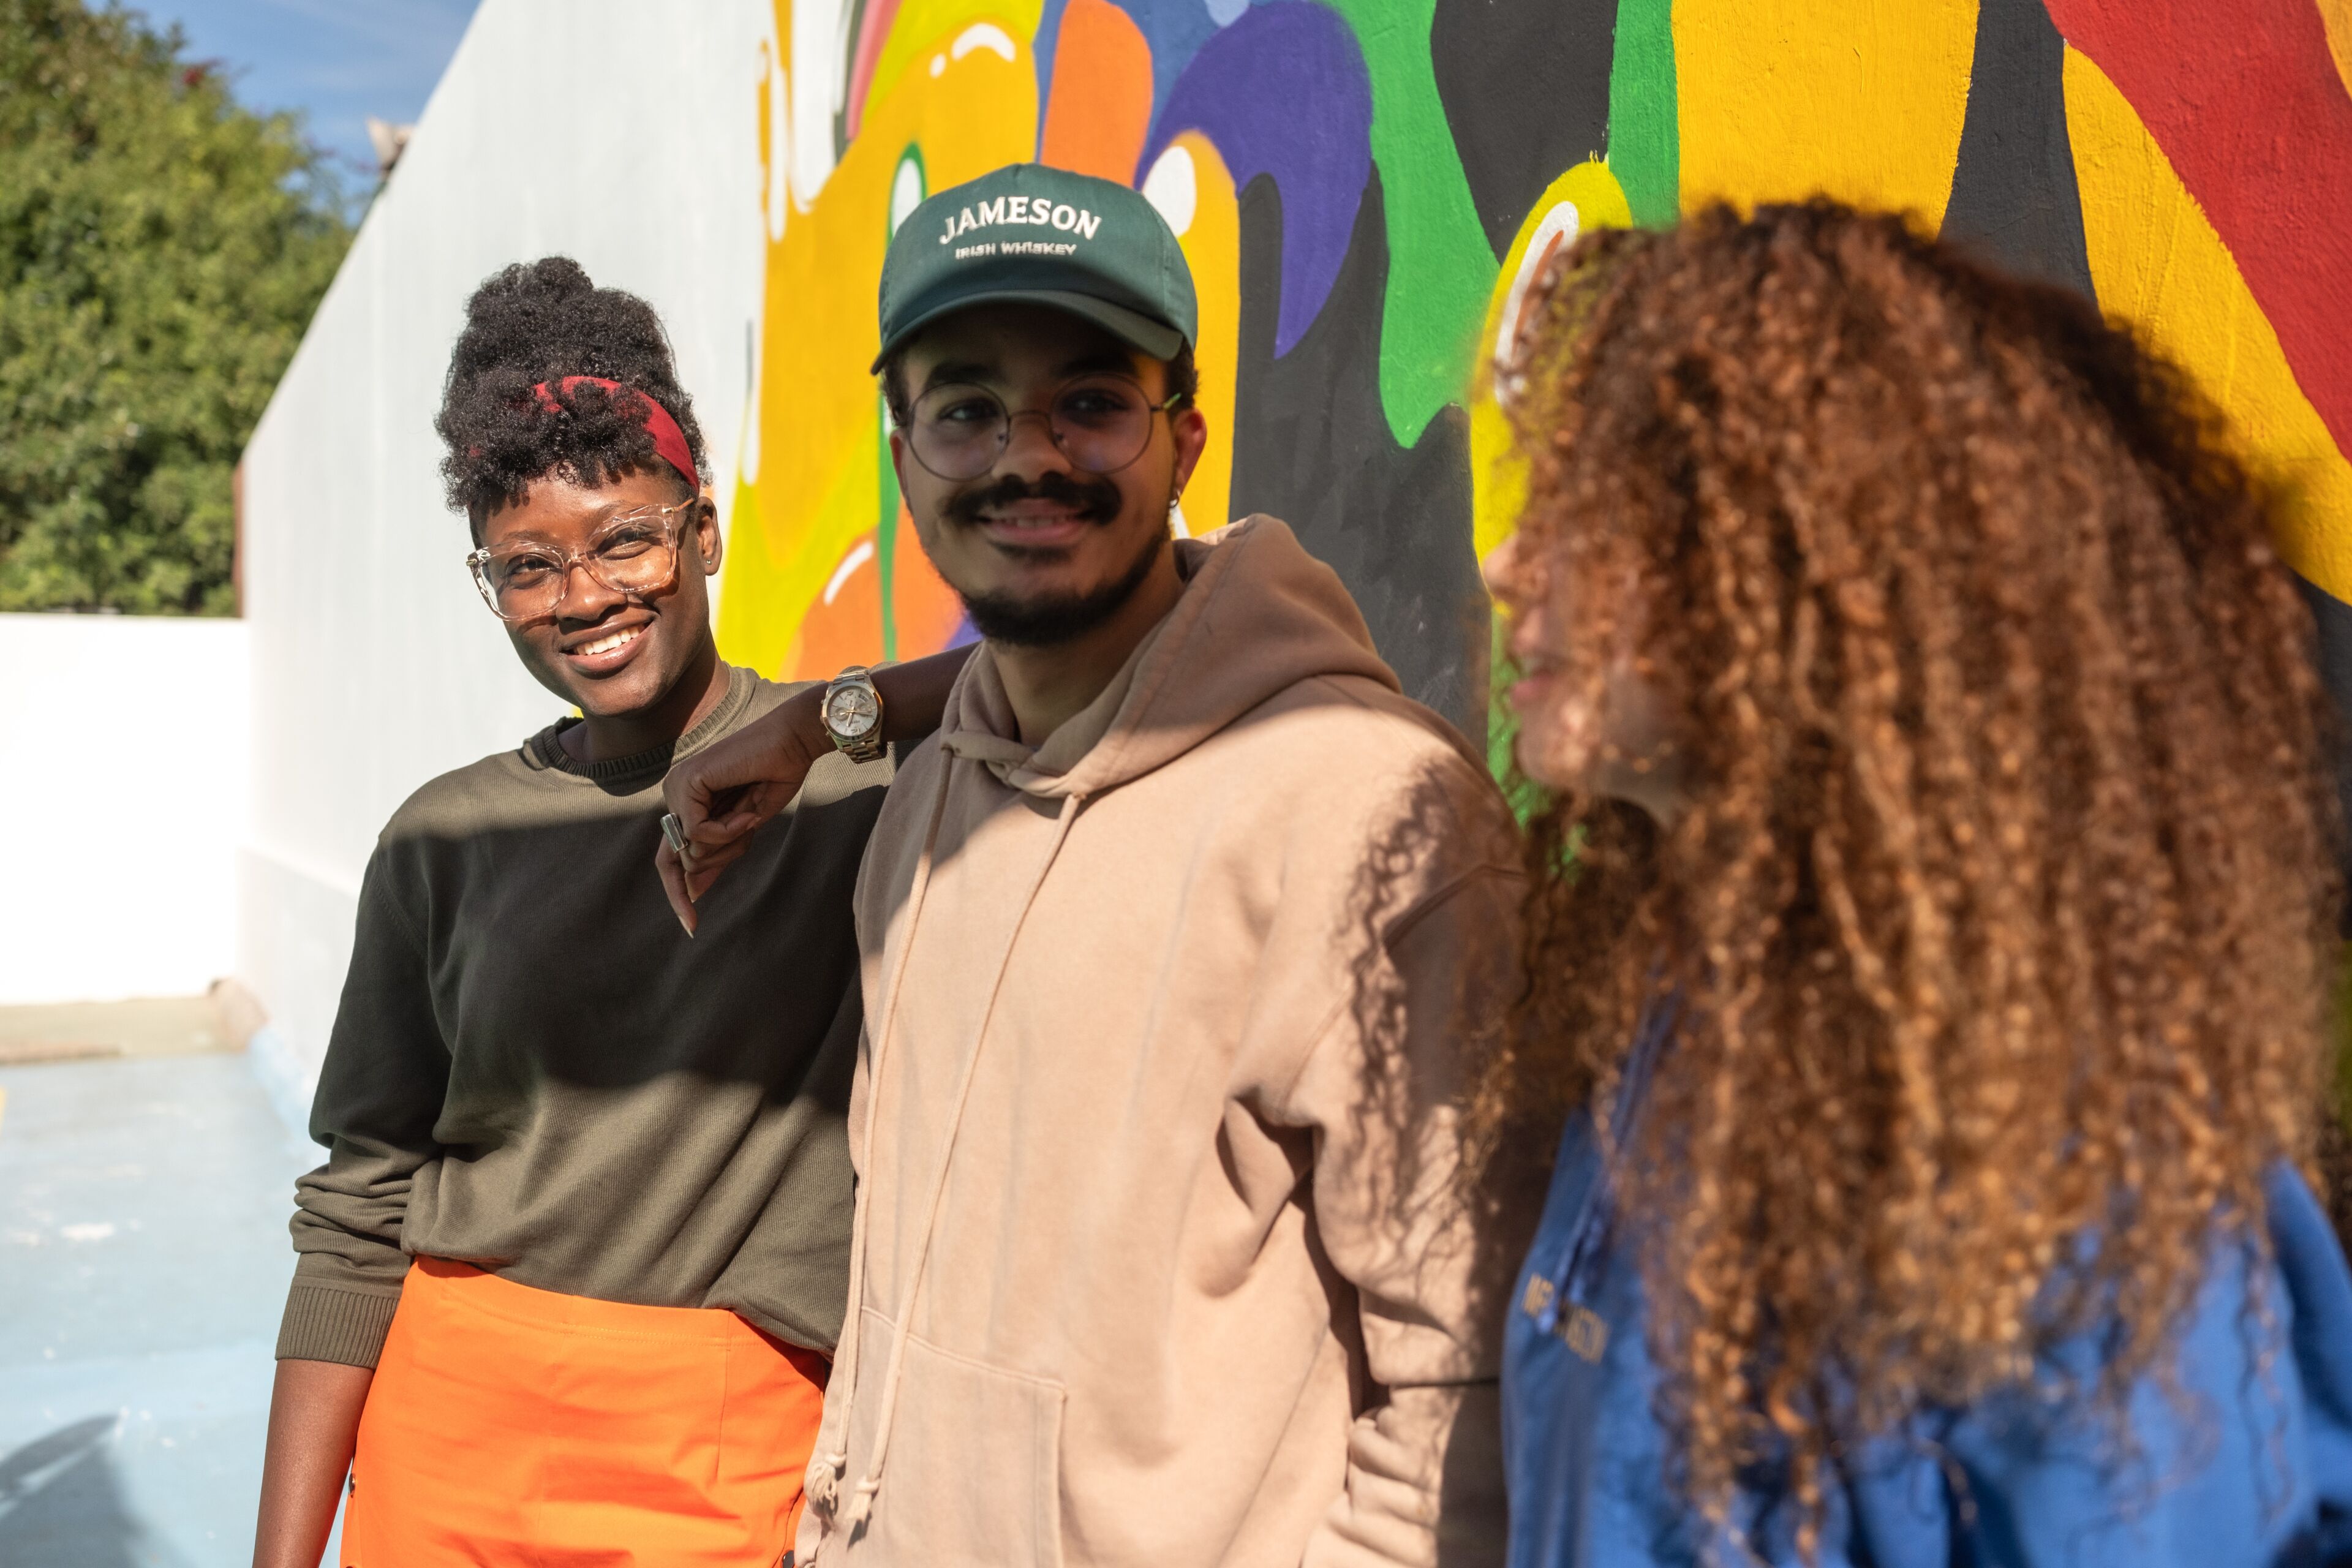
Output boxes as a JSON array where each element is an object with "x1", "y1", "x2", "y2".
[{"x1": 945, "y1": 472, "x2": 1170, "y2": 647}]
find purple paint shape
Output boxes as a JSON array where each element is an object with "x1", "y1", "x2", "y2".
[{"x1": 1139, "y1": 2, "x2": 1373, "y2": 357}]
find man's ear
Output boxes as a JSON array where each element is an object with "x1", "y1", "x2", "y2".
[
  {"x1": 1169, "y1": 407, "x2": 1209, "y2": 498},
  {"x1": 695, "y1": 491, "x2": 723, "y2": 574},
  {"x1": 888, "y1": 426, "x2": 912, "y2": 492}
]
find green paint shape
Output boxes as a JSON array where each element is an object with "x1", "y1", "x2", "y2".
[
  {"x1": 1316, "y1": 0, "x2": 1497, "y2": 450},
  {"x1": 1605, "y1": 0, "x2": 1679, "y2": 227},
  {"x1": 878, "y1": 148, "x2": 924, "y2": 663},
  {"x1": 878, "y1": 390, "x2": 900, "y2": 662},
  {"x1": 1487, "y1": 618, "x2": 1550, "y2": 823}
]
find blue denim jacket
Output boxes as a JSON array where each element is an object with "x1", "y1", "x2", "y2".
[{"x1": 1502, "y1": 1017, "x2": 2352, "y2": 1567}]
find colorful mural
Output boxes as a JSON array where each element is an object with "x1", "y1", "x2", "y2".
[{"x1": 718, "y1": 0, "x2": 2352, "y2": 749}]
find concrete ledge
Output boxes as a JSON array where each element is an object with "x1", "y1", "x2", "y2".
[{"x1": 0, "y1": 987, "x2": 260, "y2": 1068}]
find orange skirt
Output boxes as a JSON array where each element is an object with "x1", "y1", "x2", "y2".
[{"x1": 344, "y1": 1257, "x2": 827, "y2": 1567}]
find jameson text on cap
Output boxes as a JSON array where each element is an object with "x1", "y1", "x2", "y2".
[{"x1": 874, "y1": 164, "x2": 1199, "y2": 372}]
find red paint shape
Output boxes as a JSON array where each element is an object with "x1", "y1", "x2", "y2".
[
  {"x1": 1039, "y1": 0, "x2": 1154, "y2": 182},
  {"x1": 843, "y1": 0, "x2": 907, "y2": 143},
  {"x1": 2043, "y1": 0, "x2": 2352, "y2": 455}
]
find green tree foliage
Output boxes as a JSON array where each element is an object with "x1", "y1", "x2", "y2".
[{"x1": 0, "y1": 0, "x2": 351, "y2": 614}]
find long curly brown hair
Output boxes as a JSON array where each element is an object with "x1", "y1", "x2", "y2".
[{"x1": 1478, "y1": 201, "x2": 2341, "y2": 1552}]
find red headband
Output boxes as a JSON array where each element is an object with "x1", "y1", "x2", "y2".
[{"x1": 532, "y1": 376, "x2": 700, "y2": 493}]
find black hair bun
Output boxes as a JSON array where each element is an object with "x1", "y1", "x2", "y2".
[{"x1": 435, "y1": 256, "x2": 707, "y2": 527}]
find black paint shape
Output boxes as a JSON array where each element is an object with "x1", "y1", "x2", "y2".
[
  {"x1": 1942, "y1": 0, "x2": 2097, "y2": 298},
  {"x1": 2296, "y1": 575, "x2": 2352, "y2": 907},
  {"x1": 1227, "y1": 169, "x2": 1488, "y2": 744},
  {"x1": 1431, "y1": 0, "x2": 1617, "y2": 260}
]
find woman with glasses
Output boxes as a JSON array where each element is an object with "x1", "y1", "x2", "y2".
[{"x1": 251, "y1": 257, "x2": 968, "y2": 1568}]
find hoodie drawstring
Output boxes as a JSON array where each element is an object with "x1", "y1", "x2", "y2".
[
  {"x1": 805, "y1": 772, "x2": 955, "y2": 1527},
  {"x1": 837, "y1": 785, "x2": 1085, "y2": 1532}
]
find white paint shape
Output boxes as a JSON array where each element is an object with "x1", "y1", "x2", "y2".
[
  {"x1": 890, "y1": 156, "x2": 925, "y2": 235},
  {"x1": 951, "y1": 23, "x2": 1019, "y2": 63},
  {"x1": 764, "y1": 39, "x2": 790, "y2": 243},
  {"x1": 61, "y1": 1223, "x2": 116, "y2": 1243},
  {"x1": 1496, "y1": 200, "x2": 1583, "y2": 375},
  {"x1": 823, "y1": 537, "x2": 878, "y2": 605},
  {"x1": 739, "y1": 321, "x2": 763, "y2": 486},
  {"x1": 1207, "y1": 0, "x2": 1250, "y2": 21},
  {"x1": 930, "y1": 53, "x2": 946, "y2": 77},
  {"x1": 789, "y1": 0, "x2": 848, "y2": 206},
  {"x1": 1142, "y1": 144, "x2": 1198, "y2": 237}
]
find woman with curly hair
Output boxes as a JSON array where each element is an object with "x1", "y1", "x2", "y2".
[
  {"x1": 250, "y1": 257, "x2": 967, "y2": 1567},
  {"x1": 1482, "y1": 202, "x2": 2352, "y2": 1566}
]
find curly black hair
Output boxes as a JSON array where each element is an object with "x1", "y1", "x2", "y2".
[{"x1": 435, "y1": 257, "x2": 707, "y2": 535}]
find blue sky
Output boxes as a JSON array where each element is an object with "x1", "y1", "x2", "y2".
[{"x1": 124, "y1": 0, "x2": 481, "y2": 196}]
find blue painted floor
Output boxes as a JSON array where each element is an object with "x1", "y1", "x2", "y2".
[{"x1": 0, "y1": 1052, "x2": 343, "y2": 1566}]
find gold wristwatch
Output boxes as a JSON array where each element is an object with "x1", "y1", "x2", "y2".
[{"x1": 821, "y1": 665, "x2": 886, "y2": 763}]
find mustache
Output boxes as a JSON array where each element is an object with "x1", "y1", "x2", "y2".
[{"x1": 943, "y1": 470, "x2": 1123, "y2": 527}]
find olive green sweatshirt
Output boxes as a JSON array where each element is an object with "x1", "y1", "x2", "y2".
[{"x1": 277, "y1": 666, "x2": 891, "y2": 1368}]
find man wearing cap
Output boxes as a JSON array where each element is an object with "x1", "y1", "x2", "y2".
[{"x1": 660, "y1": 165, "x2": 1528, "y2": 1567}]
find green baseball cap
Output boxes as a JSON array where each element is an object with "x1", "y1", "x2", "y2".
[{"x1": 873, "y1": 164, "x2": 1198, "y2": 373}]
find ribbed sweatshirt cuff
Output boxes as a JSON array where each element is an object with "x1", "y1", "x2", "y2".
[{"x1": 276, "y1": 1281, "x2": 403, "y2": 1368}]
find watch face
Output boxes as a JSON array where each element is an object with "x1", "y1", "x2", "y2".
[{"x1": 826, "y1": 684, "x2": 880, "y2": 737}]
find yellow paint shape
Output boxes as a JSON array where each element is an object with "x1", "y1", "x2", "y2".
[
  {"x1": 867, "y1": 0, "x2": 1046, "y2": 129},
  {"x1": 720, "y1": 20, "x2": 1038, "y2": 675},
  {"x1": 1162, "y1": 134, "x2": 1238, "y2": 535},
  {"x1": 1673, "y1": 0, "x2": 1978, "y2": 230},
  {"x1": 1469, "y1": 162, "x2": 1635, "y2": 561},
  {"x1": 2321, "y1": 0, "x2": 2352, "y2": 100},
  {"x1": 2064, "y1": 47, "x2": 2352, "y2": 601}
]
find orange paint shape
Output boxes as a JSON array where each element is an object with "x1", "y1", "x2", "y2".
[
  {"x1": 783, "y1": 510, "x2": 968, "y2": 679},
  {"x1": 785, "y1": 532, "x2": 883, "y2": 681},
  {"x1": 889, "y1": 499, "x2": 968, "y2": 655},
  {"x1": 1040, "y1": 0, "x2": 1153, "y2": 182}
]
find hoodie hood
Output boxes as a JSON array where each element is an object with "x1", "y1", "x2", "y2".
[{"x1": 937, "y1": 515, "x2": 1398, "y2": 799}]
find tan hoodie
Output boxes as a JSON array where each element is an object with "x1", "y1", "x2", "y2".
[{"x1": 801, "y1": 516, "x2": 1531, "y2": 1568}]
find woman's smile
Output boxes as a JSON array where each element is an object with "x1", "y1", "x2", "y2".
[{"x1": 559, "y1": 616, "x2": 652, "y2": 675}]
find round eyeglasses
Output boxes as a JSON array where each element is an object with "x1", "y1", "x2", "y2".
[
  {"x1": 905, "y1": 374, "x2": 1182, "y2": 483},
  {"x1": 465, "y1": 500, "x2": 696, "y2": 624}
]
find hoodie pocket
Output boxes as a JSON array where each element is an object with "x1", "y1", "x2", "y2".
[{"x1": 847, "y1": 1307, "x2": 1065, "y2": 1567}]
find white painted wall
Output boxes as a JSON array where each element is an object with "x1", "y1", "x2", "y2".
[
  {"x1": 236, "y1": 0, "x2": 769, "y2": 1098},
  {"x1": 0, "y1": 615, "x2": 249, "y2": 1005}
]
